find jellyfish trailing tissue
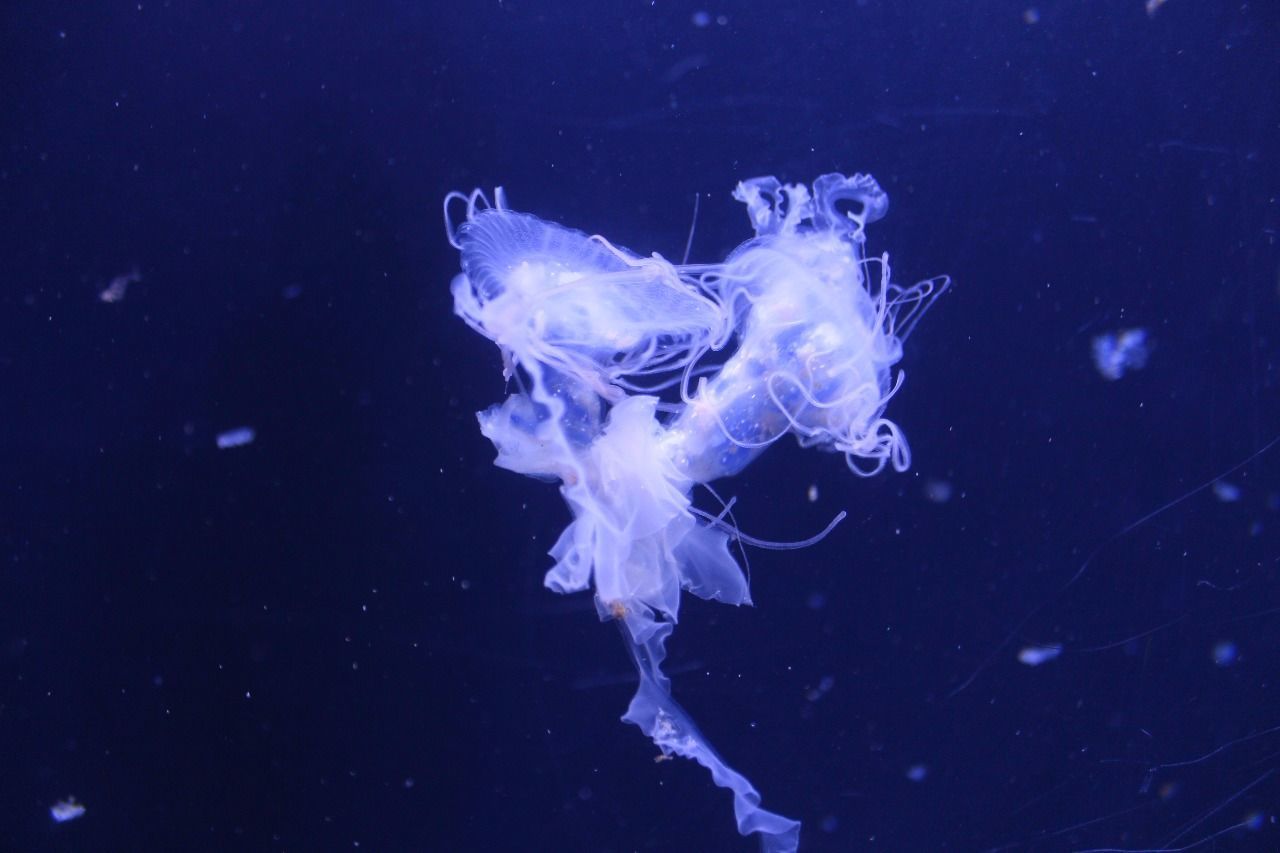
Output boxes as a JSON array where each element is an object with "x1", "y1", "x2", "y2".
[{"x1": 444, "y1": 173, "x2": 947, "y2": 852}]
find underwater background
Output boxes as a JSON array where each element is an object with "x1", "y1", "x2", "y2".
[{"x1": 2, "y1": 2, "x2": 1277, "y2": 851}]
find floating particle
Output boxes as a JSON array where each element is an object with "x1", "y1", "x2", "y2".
[
  {"x1": 661, "y1": 53, "x2": 709, "y2": 84},
  {"x1": 1017, "y1": 644, "x2": 1062, "y2": 666},
  {"x1": 98, "y1": 267, "x2": 141, "y2": 303},
  {"x1": 807, "y1": 484, "x2": 819, "y2": 502},
  {"x1": 805, "y1": 675, "x2": 835, "y2": 703},
  {"x1": 1091, "y1": 328, "x2": 1150, "y2": 380},
  {"x1": 50, "y1": 797, "x2": 85, "y2": 823},
  {"x1": 905, "y1": 764, "x2": 929, "y2": 782},
  {"x1": 1211, "y1": 480, "x2": 1241, "y2": 502},
  {"x1": 1211, "y1": 640, "x2": 1237, "y2": 667},
  {"x1": 924, "y1": 478, "x2": 953, "y2": 504},
  {"x1": 216, "y1": 426, "x2": 256, "y2": 449}
]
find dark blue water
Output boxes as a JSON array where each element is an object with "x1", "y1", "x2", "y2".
[{"x1": 2, "y1": 2, "x2": 1277, "y2": 851}]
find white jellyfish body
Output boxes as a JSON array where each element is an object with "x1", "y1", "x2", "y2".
[{"x1": 445, "y1": 174, "x2": 946, "y2": 853}]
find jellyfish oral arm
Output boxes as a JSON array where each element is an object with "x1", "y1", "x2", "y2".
[
  {"x1": 446, "y1": 174, "x2": 946, "y2": 852},
  {"x1": 621, "y1": 618, "x2": 801, "y2": 853}
]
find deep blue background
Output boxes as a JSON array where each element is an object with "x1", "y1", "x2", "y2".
[{"x1": 2, "y1": 2, "x2": 1277, "y2": 851}]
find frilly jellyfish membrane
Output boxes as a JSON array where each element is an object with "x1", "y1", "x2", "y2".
[{"x1": 444, "y1": 173, "x2": 948, "y2": 852}]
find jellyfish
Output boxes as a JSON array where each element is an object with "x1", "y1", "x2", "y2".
[{"x1": 444, "y1": 173, "x2": 947, "y2": 852}]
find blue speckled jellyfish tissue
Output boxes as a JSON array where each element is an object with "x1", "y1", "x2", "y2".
[{"x1": 444, "y1": 173, "x2": 946, "y2": 852}]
